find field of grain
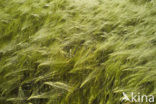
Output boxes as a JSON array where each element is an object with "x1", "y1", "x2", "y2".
[{"x1": 0, "y1": 0, "x2": 156, "y2": 104}]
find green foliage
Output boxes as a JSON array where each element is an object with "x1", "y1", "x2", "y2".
[{"x1": 0, "y1": 0, "x2": 156, "y2": 104}]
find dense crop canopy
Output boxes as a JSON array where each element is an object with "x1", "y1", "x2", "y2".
[{"x1": 0, "y1": 0, "x2": 156, "y2": 104}]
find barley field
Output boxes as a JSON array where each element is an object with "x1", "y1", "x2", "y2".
[{"x1": 0, "y1": 0, "x2": 156, "y2": 104}]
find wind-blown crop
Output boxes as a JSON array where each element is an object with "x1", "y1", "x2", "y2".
[{"x1": 0, "y1": 0, "x2": 155, "y2": 104}]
